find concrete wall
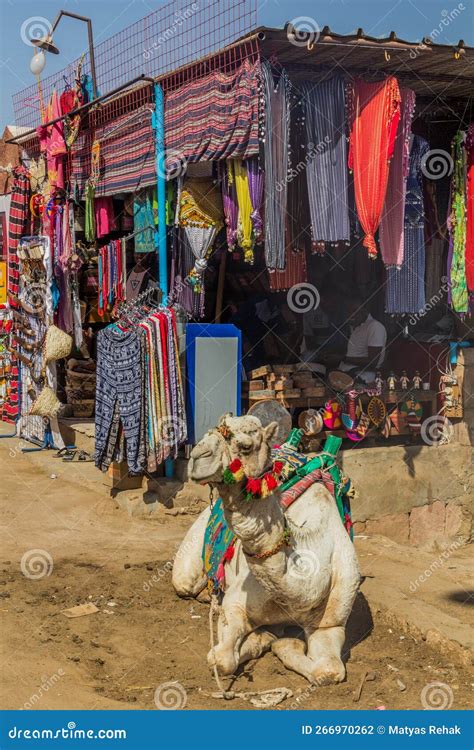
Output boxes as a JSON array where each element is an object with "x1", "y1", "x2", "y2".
[{"x1": 342, "y1": 443, "x2": 472, "y2": 546}]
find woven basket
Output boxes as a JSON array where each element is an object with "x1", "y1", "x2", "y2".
[
  {"x1": 29, "y1": 386, "x2": 61, "y2": 417},
  {"x1": 72, "y1": 400, "x2": 95, "y2": 418},
  {"x1": 44, "y1": 325, "x2": 73, "y2": 363}
]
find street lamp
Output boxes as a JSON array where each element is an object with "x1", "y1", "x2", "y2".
[{"x1": 30, "y1": 10, "x2": 98, "y2": 100}]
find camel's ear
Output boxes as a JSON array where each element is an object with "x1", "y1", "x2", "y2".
[{"x1": 263, "y1": 421, "x2": 279, "y2": 445}]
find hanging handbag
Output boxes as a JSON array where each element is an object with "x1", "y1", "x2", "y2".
[
  {"x1": 29, "y1": 386, "x2": 61, "y2": 418},
  {"x1": 44, "y1": 325, "x2": 73, "y2": 363}
]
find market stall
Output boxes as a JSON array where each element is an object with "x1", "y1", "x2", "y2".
[{"x1": 2, "y1": 21, "x2": 473, "y2": 472}]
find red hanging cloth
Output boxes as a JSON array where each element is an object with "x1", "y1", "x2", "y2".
[
  {"x1": 348, "y1": 77, "x2": 401, "y2": 259},
  {"x1": 465, "y1": 124, "x2": 474, "y2": 293}
]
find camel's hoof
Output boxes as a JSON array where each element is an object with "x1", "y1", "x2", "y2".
[
  {"x1": 207, "y1": 646, "x2": 238, "y2": 676},
  {"x1": 310, "y1": 658, "x2": 346, "y2": 686}
]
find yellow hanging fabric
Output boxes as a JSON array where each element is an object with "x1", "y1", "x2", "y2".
[{"x1": 232, "y1": 160, "x2": 254, "y2": 263}]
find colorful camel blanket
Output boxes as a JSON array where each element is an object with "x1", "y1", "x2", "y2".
[{"x1": 202, "y1": 438, "x2": 353, "y2": 594}]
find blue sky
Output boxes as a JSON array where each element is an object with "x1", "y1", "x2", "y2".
[{"x1": 1, "y1": 0, "x2": 472, "y2": 127}]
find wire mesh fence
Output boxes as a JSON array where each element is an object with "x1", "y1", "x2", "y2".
[{"x1": 13, "y1": 0, "x2": 258, "y2": 128}]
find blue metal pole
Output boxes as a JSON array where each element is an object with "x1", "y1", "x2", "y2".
[
  {"x1": 153, "y1": 82, "x2": 168, "y2": 300},
  {"x1": 153, "y1": 82, "x2": 174, "y2": 478}
]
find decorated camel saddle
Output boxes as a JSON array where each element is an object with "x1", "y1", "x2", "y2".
[{"x1": 202, "y1": 428, "x2": 354, "y2": 594}]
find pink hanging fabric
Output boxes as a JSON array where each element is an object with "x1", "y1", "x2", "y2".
[
  {"x1": 37, "y1": 90, "x2": 67, "y2": 191},
  {"x1": 348, "y1": 77, "x2": 401, "y2": 258},
  {"x1": 95, "y1": 197, "x2": 117, "y2": 238},
  {"x1": 379, "y1": 88, "x2": 416, "y2": 268}
]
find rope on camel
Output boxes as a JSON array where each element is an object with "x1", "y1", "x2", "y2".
[{"x1": 207, "y1": 594, "x2": 293, "y2": 708}]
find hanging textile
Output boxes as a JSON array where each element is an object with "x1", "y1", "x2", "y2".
[
  {"x1": 287, "y1": 107, "x2": 311, "y2": 253},
  {"x1": 164, "y1": 58, "x2": 260, "y2": 173},
  {"x1": 448, "y1": 131, "x2": 468, "y2": 313},
  {"x1": 301, "y1": 77, "x2": 350, "y2": 245},
  {"x1": 2, "y1": 167, "x2": 30, "y2": 422},
  {"x1": 71, "y1": 107, "x2": 156, "y2": 197},
  {"x1": 84, "y1": 183, "x2": 96, "y2": 242},
  {"x1": 348, "y1": 77, "x2": 401, "y2": 258},
  {"x1": 262, "y1": 61, "x2": 290, "y2": 269},
  {"x1": 15, "y1": 236, "x2": 58, "y2": 444},
  {"x1": 268, "y1": 247, "x2": 307, "y2": 292},
  {"x1": 98, "y1": 240, "x2": 124, "y2": 316},
  {"x1": 380, "y1": 89, "x2": 416, "y2": 268},
  {"x1": 95, "y1": 327, "x2": 146, "y2": 474},
  {"x1": 179, "y1": 178, "x2": 223, "y2": 292},
  {"x1": 63, "y1": 58, "x2": 84, "y2": 148},
  {"x1": 133, "y1": 191, "x2": 155, "y2": 253},
  {"x1": 220, "y1": 162, "x2": 238, "y2": 250},
  {"x1": 95, "y1": 197, "x2": 117, "y2": 238},
  {"x1": 465, "y1": 124, "x2": 474, "y2": 294},
  {"x1": 6, "y1": 167, "x2": 30, "y2": 300},
  {"x1": 37, "y1": 90, "x2": 67, "y2": 192},
  {"x1": 95, "y1": 306, "x2": 186, "y2": 473},
  {"x1": 232, "y1": 160, "x2": 254, "y2": 263},
  {"x1": 246, "y1": 156, "x2": 264, "y2": 243},
  {"x1": 386, "y1": 136, "x2": 428, "y2": 314}
]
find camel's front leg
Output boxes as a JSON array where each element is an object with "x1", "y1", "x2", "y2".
[
  {"x1": 208, "y1": 601, "x2": 253, "y2": 676},
  {"x1": 306, "y1": 626, "x2": 346, "y2": 685},
  {"x1": 271, "y1": 638, "x2": 318, "y2": 683},
  {"x1": 305, "y1": 564, "x2": 359, "y2": 685}
]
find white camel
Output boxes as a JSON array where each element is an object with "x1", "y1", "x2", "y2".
[{"x1": 172, "y1": 414, "x2": 360, "y2": 685}]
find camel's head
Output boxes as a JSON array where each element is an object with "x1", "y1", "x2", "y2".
[{"x1": 188, "y1": 414, "x2": 279, "y2": 485}]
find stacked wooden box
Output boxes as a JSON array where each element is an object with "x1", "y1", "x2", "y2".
[{"x1": 242, "y1": 364, "x2": 326, "y2": 404}]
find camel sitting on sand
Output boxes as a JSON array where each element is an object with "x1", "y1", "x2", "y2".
[{"x1": 172, "y1": 414, "x2": 360, "y2": 685}]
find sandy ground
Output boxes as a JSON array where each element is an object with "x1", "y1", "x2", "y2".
[{"x1": 0, "y1": 427, "x2": 472, "y2": 712}]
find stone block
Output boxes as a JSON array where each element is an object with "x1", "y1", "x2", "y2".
[
  {"x1": 365, "y1": 513, "x2": 409, "y2": 544},
  {"x1": 445, "y1": 503, "x2": 473, "y2": 543},
  {"x1": 409, "y1": 500, "x2": 446, "y2": 545}
]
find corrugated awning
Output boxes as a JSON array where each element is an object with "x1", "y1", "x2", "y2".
[{"x1": 255, "y1": 25, "x2": 474, "y2": 102}]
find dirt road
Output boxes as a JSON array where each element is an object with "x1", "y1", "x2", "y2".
[{"x1": 0, "y1": 430, "x2": 472, "y2": 711}]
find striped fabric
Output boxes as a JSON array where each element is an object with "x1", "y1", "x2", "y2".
[
  {"x1": 164, "y1": 59, "x2": 260, "y2": 173},
  {"x1": 302, "y1": 78, "x2": 350, "y2": 244},
  {"x1": 268, "y1": 248, "x2": 307, "y2": 291},
  {"x1": 71, "y1": 107, "x2": 156, "y2": 198},
  {"x1": 3, "y1": 167, "x2": 30, "y2": 423},
  {"x1": 7, "y1": 167, "x2": 30, "y2": 299},
  {"x1": 262, "y1": 61, "x2": 290, "y2": 270}
]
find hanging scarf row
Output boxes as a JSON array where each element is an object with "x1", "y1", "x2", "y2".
[
  {"x1": 95, "y1": 305, "x2": 186, "y2": 474},
  {"x1": 98, "y1": 239, "x2": 125, "y2": 316}
]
